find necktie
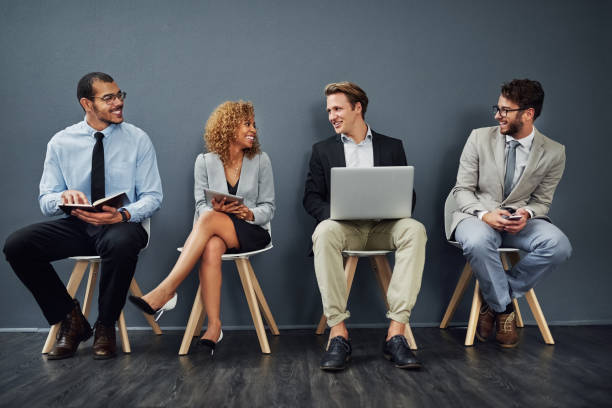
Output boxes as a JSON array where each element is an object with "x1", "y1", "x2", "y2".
[
  {"x1": 503, "y1": 140, "x2": 520, "y2": 199},
  {"x1": 91, "y1": 132, "x2": 105, "y2": 202}
]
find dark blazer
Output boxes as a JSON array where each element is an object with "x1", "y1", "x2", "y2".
[{"x1": 303, "y1": 131, "x2": 416, "y2": 225}]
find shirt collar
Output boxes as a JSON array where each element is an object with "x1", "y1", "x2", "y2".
[
  {"x1": 82, "y1": 117, "x2": 117, "y2": 139},
  {"x1": 504, "y1": 127, "x2": 535, "y2": 150},
  {"x1": 341, "y1": 125, "x2": 373, "y2": 145}
]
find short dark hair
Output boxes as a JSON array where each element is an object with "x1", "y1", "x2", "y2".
[
  {"x1": 77, "y1": 72, "x2": 114, "y2": 102},
  {"x1": 501, "y1": 79, "x2": 545, "y2": 120},
  {"x1": 324, "y1": 81, "x2": 369, "y2": 118}
]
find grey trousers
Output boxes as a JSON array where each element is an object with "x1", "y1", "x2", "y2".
[
  {"x1": 312, "y1": 218, "x2": 427, "y2": 327},
  {"x1": 454, "y1": 217, "x2": 572, "y2": 313}
]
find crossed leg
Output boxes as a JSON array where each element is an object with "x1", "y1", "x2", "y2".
[{"x1": 140, "y1": 211, "x2": 239, "y2": 310}]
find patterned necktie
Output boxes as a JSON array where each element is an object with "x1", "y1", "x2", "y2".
[
  {"x1": 503, "y1": 140, "x2": 521, "y2": 199},
  {"x1": 91, "y1": 132, "x2": 105, "y2": 202}
]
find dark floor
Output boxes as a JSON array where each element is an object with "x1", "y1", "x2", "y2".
[{"x1": 1, "y1": 326, "x2": 611, "y2": 407}]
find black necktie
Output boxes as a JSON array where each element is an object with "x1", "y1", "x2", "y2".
[{"x1": 91, "y1": 132, "x2": 105, "y2": 202}]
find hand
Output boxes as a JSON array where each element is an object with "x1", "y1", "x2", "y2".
[
  {"x1": 212, "y1": 197, "x2": 242, "y2": 214},
  {"x1": 72, "y1": 205, "x2": 123, "y2": 226},
  {"x1": 211, "y1": 198, "x2": 253, "y2": 221},
  {"x1": 482, "y1": 208, "x2": 513, "y2": 231},
  {"x1": 233, "y1": 204, "x2": 254, "y2": 221},
  {"x1": 504, "y1": 208, "x2": 530, "y2": 234},
  {"x1": 61, "y1": 190, "x2": 89, "y2": 205}
]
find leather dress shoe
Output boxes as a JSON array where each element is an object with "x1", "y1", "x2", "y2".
[
  {"x1": 383, "y1": 335, "x2": 422, "y2": 369},
  {"x1": 476, "y1": 303, "x2": 495, "y2": 342},
  {"x1": 93, "y1": 321, "x2": 117, "y2": 359},
  {"x1": 320, "y1": 336, "x2": 351, "y2": 371},
  {"x1": 496, "y1": 312, "x2": 519, "y2": 348},
  {"x1": 47, "y1": 299, "x2": 92, "y2": 360}
]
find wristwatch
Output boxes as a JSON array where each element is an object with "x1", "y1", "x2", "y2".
[{"x1": 118, "y1": 208, "x2": 129, "y2": 222}]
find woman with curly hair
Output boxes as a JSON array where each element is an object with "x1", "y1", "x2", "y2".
[{"x1": 130, "y1": 101, "x2": 274, "y2": 352}]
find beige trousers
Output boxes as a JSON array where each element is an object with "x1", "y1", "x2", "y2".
[{"x1": 312, "y1": 218, "x2": 427, "y2": 327}]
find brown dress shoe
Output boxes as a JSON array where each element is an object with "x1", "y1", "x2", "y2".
[
  {"x1": 496, "y1": 311, "x2": 519, "y2": 348},
  {"x1": 47, "y1": 299, "x2": 93, "y2": 360},
  {"x1": 476, "y1": 304, "x2": 495, "y2": 342},
  {"x1": 93, "y1": 321, "x2": 117, "y2": 360}
]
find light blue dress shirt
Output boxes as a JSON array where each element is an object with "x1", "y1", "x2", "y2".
[
  {"x1": 341, "y1": 125, "x2": 373, "y2": 168},
  {"x1": 39, "y1": 119, "x2": 163, "y2": 223}
]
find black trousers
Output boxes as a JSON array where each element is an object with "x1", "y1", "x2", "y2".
[{"x1": 3, "y1": 217, "x2": 147, "y2": 326}]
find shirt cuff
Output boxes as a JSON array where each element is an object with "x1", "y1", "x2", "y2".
[
  {"x1": 523, "y1": 208, "x2": 534, "y2": 218},
  {"x1": 476, "y1": 210, "x2": 489, "y2": 220}
]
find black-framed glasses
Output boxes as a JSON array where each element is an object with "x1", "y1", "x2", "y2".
[
  {"x1": 492, "y1": 105, "x2": 527, "y2": 117},
  {"x1": 91, "y1": 91, "x2": 126, "y2": 105}
]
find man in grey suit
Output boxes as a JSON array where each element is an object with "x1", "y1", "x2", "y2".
[{"x1": 445, "y1": 79, "x2": 572, "y2": 347}]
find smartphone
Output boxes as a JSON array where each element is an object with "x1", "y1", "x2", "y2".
[{"x1": 502, "y1": 215, "x2": 523, "y2": 220}]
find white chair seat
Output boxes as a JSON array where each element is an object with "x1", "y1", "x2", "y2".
[
  {"x1": 341, "y1": 249, "x2": 392, "y2": 257},
  {"x1": 68, "y1": 255, "x2": 101, "y2": 261},
  {"x1": 177, "y1": 244, "x2": 273, "y2": 260}
]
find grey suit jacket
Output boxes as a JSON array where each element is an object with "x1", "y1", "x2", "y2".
[
  {"x1": 444, "y1": 126, "x2": 566, "y2": 239},
  {"x1": 194, "y1": 151, "x2": 275, "y2": 231}
]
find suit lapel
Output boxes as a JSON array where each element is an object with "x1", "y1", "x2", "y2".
[
  {"x1": 372, "y1": 131, "x2": 381, "y2": 166},
  {"x1": 506, "y1": 128, "x2": 545, "y2": 200},
  {"x1": 328, "y1": 135, "x2": 346, "y2": 168},
  {"x1": 207, "y1": 153, "x2": 229, "y2": 193},
  {"x1": 493, "y1": 130, "x2": 506, "y2": 187},
  {"x1": 235, "y1": 155, "x2": 254, "y2": 197}
]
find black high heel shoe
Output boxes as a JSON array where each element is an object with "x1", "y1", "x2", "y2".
[
  {"x1": 198, "y1": 330, "x2": 224, "y2": 355},
  {"x1": 128, "y1": 293, "x2": 177, "y2": 321}
]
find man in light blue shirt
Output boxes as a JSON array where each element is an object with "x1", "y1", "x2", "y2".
[{"x1": 3, "y1": 72, "x2": 163, "y2": 359}]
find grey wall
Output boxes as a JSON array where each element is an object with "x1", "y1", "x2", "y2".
[{"x1": 1, "y1": 0, "x2": 610, "y2": 330}]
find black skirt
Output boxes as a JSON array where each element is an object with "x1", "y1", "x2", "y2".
[
  {"x1": 225, "y1": 213, "x2": 271, "y2": 254},
  {"x1": 224, "y1": 179, "x2": 271, "y2": 253}
]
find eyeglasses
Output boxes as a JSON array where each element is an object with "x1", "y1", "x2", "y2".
[
  {"x1": 91, "y1": 91, "x2": 127, "y2": 105},
  {"x1": 492, "y1": 105, "x2": 527, "y2": 117}
]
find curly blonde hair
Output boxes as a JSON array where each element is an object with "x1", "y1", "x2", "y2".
[{"x1": 204, "y1": 100, "x2": 261, "y2": 165}]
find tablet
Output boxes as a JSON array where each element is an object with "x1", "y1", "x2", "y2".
[{"x1": 204, "y1": 188, "x2": 244, "y2": 206}]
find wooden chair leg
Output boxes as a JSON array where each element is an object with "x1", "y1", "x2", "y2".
[
  {"x1": 236, "y1": 258, "x2": 271, "y2": 354},
  {"x1": 512, "y1": 298, "x2": 525, "y2": 327},
  {"x1": 404, "y1": 324, "x2": 417, "y2": 351},
  {"x1": 315, "y1": 315, "x2": 328, "y2": 335},
  {"x1": 42, "y1": 260, "x2": 90, "y2": 354},
  {"x1": 465, "y1": 280, "x2": 482, "y2": 346},
  {"x1": 525, "y1": 289, "x2": 554, "y2": 345},
  {"x1": 316, "y1": 256, "x2": 359, "y2": 335},
  {"x1": 179, "y1": 287, "x2": 205, "y2": 355},
  {"x1": 246, "y1": 261, "x2": 280, "y2": 336},
  {"x1": 117, "y1": 311, "x2": 130, "y2": 353},
  {"x1": 129, "y1": 279, "x2": 162, "y2": 335},
  {"x1": 370, "y1": 256, "x2": 391, "y2": 309},
  {"x1": 500, "y1": 252, "x2": 512, "y2": 271},
  {"x1": 440, "y1": 262, "x2": 473, "y2": 328},
  {"x1": 82, "y1": 262, "x2": 99, "y2": 318},
  {"x1": 195, "y1": 308, "x2": 206, "y2": 338},
  {"x1": 371, "y1": 255, "x2": 418, "y2": 350},
  {"x1": 502, "y1": 252, "x2": 525, "y2": 328}
]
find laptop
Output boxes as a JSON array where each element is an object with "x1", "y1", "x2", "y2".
[{"x1": 330, "y1": 166, "x2": 414, "y2": 220}]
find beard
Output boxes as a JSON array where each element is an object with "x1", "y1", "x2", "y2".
[
  {"x1": 500, "y1": 116, "x2": 524, "y2": 136},
  {"x1": 92, "y1": 104, "x2": 123, "y2": 125}
]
